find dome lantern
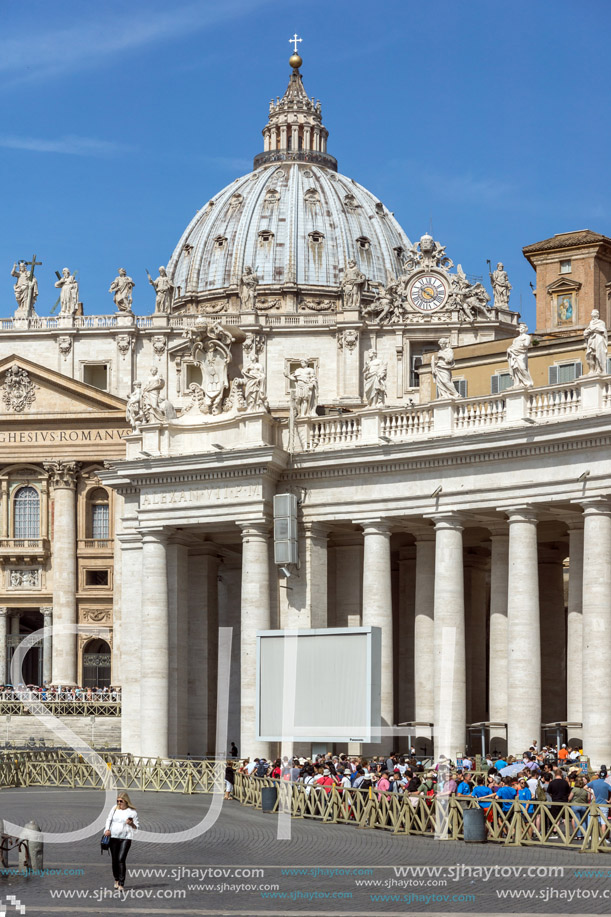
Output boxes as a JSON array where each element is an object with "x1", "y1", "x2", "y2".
[{"x1": 254, "y1": 43, "x2": 337, "y2": 172}]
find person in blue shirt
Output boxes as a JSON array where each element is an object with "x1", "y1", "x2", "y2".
[
  {"x1": 471, "y1": 775, "x2": 494, "y2": 809},
  {"x1": 517, "y1": 776, "x2": 534, "y2": 831},
  {"x1": 494, "y1": 757, "x2": 508, "y2": 771},
  {"x1": 587, "y1": 771, "x2": 611, "y2": 841},
  {"x1": 456, "y1": 774, "x2": 472, "y2": 796},
  {"x1": 496, "y1": 776, "x2": 517, "y2": 814}
]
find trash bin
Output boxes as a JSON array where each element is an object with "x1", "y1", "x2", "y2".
[
  {"x1": 463, "y1": 806, "x2": 487, "y2": 843},
  {"x1": 261, "y1": 785, "x2": 277, "y2": 813}
]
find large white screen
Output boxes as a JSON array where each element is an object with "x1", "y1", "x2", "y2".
[{"x1": 257, "y1": 627, "x2": 381, "y2": 741}]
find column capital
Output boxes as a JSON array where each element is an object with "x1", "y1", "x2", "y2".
[
  {"x1": 0, "y1": 607, "x2": 8, "y2": 618},
  {"x1": 141, "y1": 529, "x2": 169, "y2": 547},
  {"x1": 43, "y1": 460, "x2": 81, "y2": 489},
  {"x1": 578, "y1": 497, "x2": 611, "y2": 518},
  {"x1": 40, "y1": 606, "x2": 53, "y2": 617},
  {"x1": 303, "y1": 521, "x2": 329, "y2": 541},
  {"x1": 430, "y1": 512, "x2": 464, "y2": 532},
  {"x1": 239, "y1": 520, "x2": 271, "y2": 540},
  {"x1": 505, "y1": 506, "x2": 538, "y2": 525},
  {"x1": 486, "y1": 520, "x2": 509, "y2": 538},
  {"x1": 356, "y1": 519, "x2": 393, "y2": 537}
]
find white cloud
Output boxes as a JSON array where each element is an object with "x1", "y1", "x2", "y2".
[
  {"x1": 0, "y1": 134, "x2": 132, "y2": 156},
  {"x1": 0, "y1": 0, "x2": 272, "y2": 86}
]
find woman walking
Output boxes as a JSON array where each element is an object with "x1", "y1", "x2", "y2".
[{"x1": 104, "y1": 791, "x2": 139, "y2": 890}]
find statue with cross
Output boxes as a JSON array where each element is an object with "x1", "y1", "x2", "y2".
[{"x1": 11, "y1": 254, "x2": 40, "y2": 318}]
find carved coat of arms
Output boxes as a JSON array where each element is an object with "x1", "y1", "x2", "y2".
[{"x1": 2, "y1": 366, "x2": 38, "y2": 413}]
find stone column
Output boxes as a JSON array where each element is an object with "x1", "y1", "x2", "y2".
[
  {"x1": 580, "y1": 500, "x2": 611, "y2": 768},
  {"x1": 539, "y1": 543, "x2": 567, "y2": 723},
  {"x1": 397, "y1": 546, "x2": 415, "y2": 727},
  {"x1": 464, "y1": 555, "x2": 488, "y2": 724},
  {"x1": 360, "y1": 521, "x2": 394, "y2": 727},
  {"x1": 40, "y1": 606, "x2": 53, "y2": 686},
  {"x1": 140, "y1": 531, "x2": 169, "y2": 758},
  {"x1": 117, "y1": 526, "x2": 143, "y2": 755},
  {"x1": 167, "y1": 536, "x2": 189, "y2": 756},
  {"x1": 414, "y1": 532, "x2": 435, "y2": 724},
  {"x1": 488, "y1": 526, "x2": 509, "y2": 725},
  {"x1": 304, "y1": 523, "x2": 328, "y2": 628},
  {"x1": 9, "y1": 612, "x2": 20, "y2": 635},
  {"x1": 332, "y1": 540, "x2": 363, "y2": 628},
  {"x1": 1, "y1": 481, "x2": 8, "y2": 538},
  {"x1": 506, "y1": 508, "x2": 540, "y2": 754},
  {"x1": 240, "y1": 522, "x2": 271, "y2": 759},
  {"x1": 566, "y1": 522, "x2": 584, "y2": 725},
  {"x1": 187, "y1": 543, "x2": 220, "y2": 756},
  {"x1": 44, "y1": 461, "x2": 79, "y2": 686},
  {"x1": 432, "y1": 514, "x2": 466, "y2": 760},
  {"x1": 0, "y1": 608, "x2": 7, "y2": 685}
]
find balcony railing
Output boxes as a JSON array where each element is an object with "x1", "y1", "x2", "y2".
[
  {"x1": 0, "y1": 538, "x2": 49, "y2": 559},
  {"x1": 78, "y1": 539, "x2": 112, "y2": 551}
]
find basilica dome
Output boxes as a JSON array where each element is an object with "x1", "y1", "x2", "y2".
[{"x1": 167, "y1": 57, "x2": 411, "y2": 299}]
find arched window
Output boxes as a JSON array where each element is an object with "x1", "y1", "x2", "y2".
[
  {"x1": 89, "y1": 488, "x2": 110, "y2": 540},
  {"x1": 13, "y1": 486, "x2": 40, "y2": 538}
]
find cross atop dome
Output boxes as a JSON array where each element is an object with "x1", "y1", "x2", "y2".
[{"x1": 253, "y1": 47, "x2": 337, "y2": 172}]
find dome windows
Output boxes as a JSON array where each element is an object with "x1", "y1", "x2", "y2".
[
  {"x1": 228, "y1": 193, "x2": 244, "y2": 212},
  {"x1": 264, "y1": 188, "x2": 280, "y2": 204},
  {"x1": 343, "y1": 193, "x2": 360, "y2": 211},
  {"x1": 214, "y1": 235, "x2": 228, "y2": 250},
  {"x1": 356, "y1": 236, "x2": 371, "y2": 251},
  {"x1": 308, "y1": 231, "x2": 325, "y2": 244},
  {"x1": 304, "y1": 188, "x2": 320, "y2": 205},
  {"x1": 258, "y1": 230, "x2": 274, "y2": 245}
]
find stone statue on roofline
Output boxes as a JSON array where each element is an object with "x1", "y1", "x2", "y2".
[
  {"x1": 363, "y1": 350, "x2": 387, "y2": 407},
  {"x1": 109, "y1": 268, "x2": 135, "y2": 313},
  {"x1": 341, "y1": 259, "x2": 366, "y2": 311},
  {"x1": 432, "y1": 338, "x2": 459, "y2": 400},
  {"x1": 488, "y1": 261, "x2": 512, "y2": 309},
  {"x1": 147, "y1": 266, "x2": 174, "y2": 314},
  {"x1": 506, "y1": 323, "x2": 534, "y2": 388},
  {"x1": 54, "y1": 268, "x2": 79, "y2": 315},
  {"x1": 584, "y1": 309, "x2": 608, "y2": 375}
]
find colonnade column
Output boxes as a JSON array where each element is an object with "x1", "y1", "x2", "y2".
[
  {"x1": 488, "y1": 526, "x2": 509, "y2": 726},
  {"x1": 44, "y1": 461, "x2": 79, "y2": 686},
  {"x1": 580, "y1": 500, "x2": 611, "y2": 768},
  {"x1": 140, "y1": 531, "x2": 169, "y2": 758},
  {"x1": 305, "y1": 523, "x2": 328, "y2": 629},
  {"x1": 40, "y1": 606, "x2": 53, "y2": 686},
  {"x1": 432, "y1": 514, "x2": 466, "y2": 760},
  {"x1": 187, "y1": 543, "x2": 221, "y2": 756},
  {"x1": 0, "y1": 608, "x2": 7, "y2": 685},
  {"x1": 464, "y1": 556, "x2": 487, "y2": 724},
  {"x1": 566, "y1": 522, "x2": 584, "y2": 725},
  {"x1": 397, "y1": 546, "x2": 415, "y2": 726},
  {"x1": 360, "y1": 521, "x2": 393, "y2": 727},
  {"x1": 239, "y1": 522, "x2": 271, "y2": 759},
  {"x1": 506, "y1": 508, "x2": 540, "y2": 753},
  {"x1": 413, "y1": 532, "x2": 435, "y2": 724},
  {"x1": 539, "y1": 543, "x2": 567, "y2": 723},
  {"x1": 167, "y1": 536, "x2": 189, "y2": 756}
]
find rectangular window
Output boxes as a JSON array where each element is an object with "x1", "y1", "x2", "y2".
[
  {"x1": 491, "y1": 372, "x2": 513, "y2": 395},
  {"x1": 559, "y1": 259, "x2": 572, "y2": 274},
  {"x1": 454, "y1": 379, "x2": 468, "y2": 397},
  {"x1": 83, "y1": 364, "x2": 108, "y2": 391},
  {"x1": 549, "y1": 361, "x2": 582, "y2": 385},
  {"x1": 186, "y1": 363, "x2": 200, "y2": 388},
  {"x1": 85, "y1": 569, "x2": 109, "y2": 586},
  {"x1": 91, "y1": 504, "x2": 109, "y2": 540}
]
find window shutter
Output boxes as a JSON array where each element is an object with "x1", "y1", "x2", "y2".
[
  {"x1": 454, "y1": 379, "x2": 467, "y2": 397},
  {"x1": 574, "y1": 361, "x2": 582, "y2": 379},
  {"x1": 491, "y1": 375, "x2": 499, "y2": 395},
  {"x1": 549, "y1": 365, "x2": 558, "y2": 385}
]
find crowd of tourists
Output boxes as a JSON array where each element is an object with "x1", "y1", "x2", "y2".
[
  {"x1": 0, "y1": 684, "x2": 121, "y2": 700},
  {"x1": 235, "y1": 743, "x2": 611, "y2": 840}
]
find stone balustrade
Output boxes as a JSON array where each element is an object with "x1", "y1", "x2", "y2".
[{"x1": 123, "y1": 373, "x2": 611, "y2": 459}]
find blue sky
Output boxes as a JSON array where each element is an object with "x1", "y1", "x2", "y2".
[{"x1": 1, "y1": 0, "x2": 609, "y2": 327}]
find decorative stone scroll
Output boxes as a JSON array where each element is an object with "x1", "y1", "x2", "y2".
[
  {"x1": 299, "y1": 298, "x2": 336, "y2": 312},
  {"x1": 1, "y1": 366, "x2": 38, "y2": 413},
  {"x1": 58, "y1": 336, "x2": 72, "y2": 360},
  {"x1": 116, "y1": 334, "x2": 134, "y2": 359}
]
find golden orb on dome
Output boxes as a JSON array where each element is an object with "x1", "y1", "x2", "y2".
[{"x1": 289, "y1": 52, "x2": 303, "y2": 69}]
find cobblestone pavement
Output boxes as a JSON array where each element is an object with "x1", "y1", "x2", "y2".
[{"x1": 0, "y1": 788, "x2": 610, "y2": 915}]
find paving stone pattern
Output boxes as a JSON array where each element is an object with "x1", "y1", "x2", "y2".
[{"x1": 0, "y1": 788, "x2": 609, "y2": 915}]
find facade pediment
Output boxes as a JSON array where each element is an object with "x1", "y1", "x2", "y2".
[
  {"x1": 0, "y1": 355, "x2": 126, "y2": 417},
  {"x1": 546, "y1": 277, "x2": 582, "y2": 294}
]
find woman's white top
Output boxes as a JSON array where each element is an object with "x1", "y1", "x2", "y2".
[{"x1": 105, "y1": 805, "x2": 139, "y2": 839}]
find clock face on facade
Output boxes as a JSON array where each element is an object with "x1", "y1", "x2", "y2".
[{"x1": 408, "y1": 273, "x2": 448, "y2": 312}]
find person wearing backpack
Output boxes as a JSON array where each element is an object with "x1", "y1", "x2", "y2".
[{"x1": 255, "y1": 758, "x2": 269, "y2": 778}]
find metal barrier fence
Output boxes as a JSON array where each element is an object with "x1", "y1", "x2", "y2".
[
  {"x1": 0, "y1": 700, "x2": 120, "y2": 717},
  {"x1": 2, "y1": 753, "x2": 610, "y2": 854},
  {"x1": 233, "y1": 774, "x2": 611, "y2": 854}
]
